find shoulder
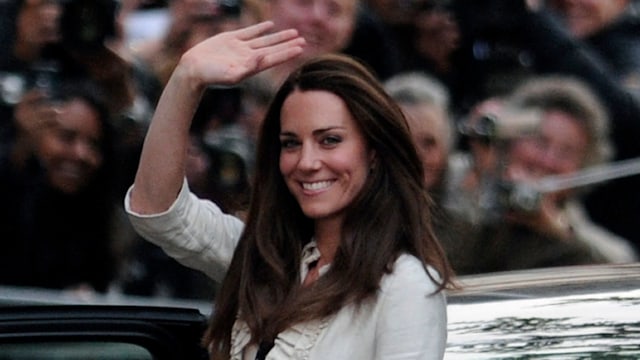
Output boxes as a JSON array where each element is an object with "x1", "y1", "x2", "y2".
[
  {"x1": 371, "y1": 254, "x2": 448, "y2": 358},
  {"x1": 379, "y1": 254, "x2": 442, "y2": 295}
]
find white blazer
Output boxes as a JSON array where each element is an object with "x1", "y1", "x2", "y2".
[{"x1": 125, "y1": 181, "x2": 447, "y2": 359}]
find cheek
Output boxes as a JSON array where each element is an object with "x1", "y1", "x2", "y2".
[
  {"x1": 279, "y1": 153, "x2": 295, "y2": 177},
  {"x1": 88, "y1": 151, "x2": 104, "y2": 169},
  {"x1": 333, "y1": 18, "x2": 355, "y2": 47},
  {"x1": 348, "y1": 155, "x2": 372, "y2": 188},
  {"x1": 513, "y1": 140, "x2": 539, "y2": 160},
  {"x1": 272, "y1": 2, "x2": 305, "y2": 26},
  {"x1": 429, "y1": 147, "x2": 448, "y2": 167},
  {"x1": 36, "y1": 136, "x2": 62, "y2": 163}
]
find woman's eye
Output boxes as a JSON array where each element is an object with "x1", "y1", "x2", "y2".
[
  {"x1": 322, "y1": 135, "x2": 342, "y2": 146},
  {"x1": 280, "y1": 138, "x2": 300, "y2": 149}
]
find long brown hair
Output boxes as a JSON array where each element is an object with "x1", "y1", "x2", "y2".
[{"x1": 204, "y1": 54, "x2": 453, "y2": 359}]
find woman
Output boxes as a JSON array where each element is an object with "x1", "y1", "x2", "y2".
[
  {"x1": 0, "y1": 79, "x2": 118, "y2": 292},
  {"x1": 126, "y1": 22, "x2": 453, "y2": 359}
]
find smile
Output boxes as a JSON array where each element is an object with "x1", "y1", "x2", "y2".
[{"x1": 302, "y1": 180, "x2": 334, "y2": 191}]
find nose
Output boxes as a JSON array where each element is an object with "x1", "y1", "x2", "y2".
[
  {"x1": 72, "y1": 140, "x2": 101, "y2": 168},
  {"x1": 297, "y1": 143, "x2": 321, "y2": 171},
  {"x1": 537, "y1": 146, "x2": 565, "y2": 174},
  {"x1": 308, "y1": 1, "x2": 330, "y2": 22},
  {"x1": 42, "y1": 1, "x2": 62, "y2": 23}
]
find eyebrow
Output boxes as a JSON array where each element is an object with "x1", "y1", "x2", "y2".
[{"x1": 279, "y1": 126, "x2": 346, "y2": 137}]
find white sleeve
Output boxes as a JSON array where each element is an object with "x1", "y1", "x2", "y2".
[
  {"x1": 124, "y1": 179, "x2": 245, "y2": 283},
  {"x1": 375, "y1": 256, "x2": 448, "y2": 360}
]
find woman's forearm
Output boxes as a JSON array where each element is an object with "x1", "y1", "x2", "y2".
[{"x1": 129, "y1": 63, "x2": 204, "y2": 214}]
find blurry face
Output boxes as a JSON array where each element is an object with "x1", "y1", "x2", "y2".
[
  {"x1": 266, "y1": 0, "x2": 357, "y2": 60},
  {"x1": 16, "y1": 0, "x2": 62, "y2": 50},
  {"x1": 547, "y1": 0, "x2": 629, "y2": 38},
  {"x1": 37, "y1": 99, "x2": 104, "y2": 194},
  {"x1": 508, "y1": 110, "x2": 588, "y2": 181},
  {"x1": 414, "y1": 7, "x2": 460, "y2": 68},
  {"x1": 279, "y1": 90, "x2": 374, "y2": 226},
  {"x1": 401, "y1": 103, "x2": 449, "y2": 190}
]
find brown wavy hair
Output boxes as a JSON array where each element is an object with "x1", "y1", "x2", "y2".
[{"x1": 203, "y1": 53, "x2": 454, "y2": 359}]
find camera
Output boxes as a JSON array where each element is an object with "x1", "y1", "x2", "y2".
[
  {"x1": 0, "y1": 61, "x2": 60, "y2": 105},
  {"x1": 458, "y1": 107, "x2": 541, "y2": 142},
  {"x1": 478, "y1": 179, "x2": 542, "y2": 224}
]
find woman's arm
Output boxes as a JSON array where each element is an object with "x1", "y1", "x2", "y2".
[{"x1": 129, "y1": 21, "x2": 305, "y2": 214}]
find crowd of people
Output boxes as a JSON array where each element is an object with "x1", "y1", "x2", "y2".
[{"x1": 0, "y1": 0, "x2": 638, "y2": 305}]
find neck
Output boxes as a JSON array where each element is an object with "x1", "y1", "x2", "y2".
[
  {"x1": 14, "y1": 40, "x2": 42, "y2": 63},
  {"x1": 313, "y1": 217, "x2": 342, "y2": 266}
]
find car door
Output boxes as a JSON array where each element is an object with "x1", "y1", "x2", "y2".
[{"x1": 0, "y1": 305, "x2": 209, "y2": 360}]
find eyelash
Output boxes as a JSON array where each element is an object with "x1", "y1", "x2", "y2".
[
  {"x1": 280, "y1": 135, "x2": 342, "y2": 149},
  {"x1": 322, "y1": 135, "x2": 341, "y2": 146},
  {"x1": 280, "y1": 139, "x2": 300, "y2": 149}
]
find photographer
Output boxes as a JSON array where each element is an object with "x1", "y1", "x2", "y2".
[
  {"x1": 451, "y1": 0, "x2": 640, "y2": 252},
  {"x1": 442, "y1": 76, "x2": 637, "y2": 275}
]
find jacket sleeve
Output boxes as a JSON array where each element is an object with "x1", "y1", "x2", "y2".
[{"x1": 124, "y1": 179, "x2": 245, "y2": 283}]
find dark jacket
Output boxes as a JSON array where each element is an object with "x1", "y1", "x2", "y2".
[{"x1": 0, "y1": 149, "x2": 116, "y2": 292}]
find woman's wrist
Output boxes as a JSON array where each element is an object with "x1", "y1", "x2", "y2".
[{"x1": 174, "y1": 51, "x2": 209, "y2": 96}]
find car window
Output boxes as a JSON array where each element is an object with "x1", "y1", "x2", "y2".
[{"x1": 0, "y1": 341, "x2": 153, "y2": 360}]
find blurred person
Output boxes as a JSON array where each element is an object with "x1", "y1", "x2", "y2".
[
  {"x1": 0, "y1": 0, "x2": 157, "y2": 197},
  {"x1": 0, "y1": 0, "x2": 146, "y2": 115},
  {"x1": 131, "y1": 0, "x2": 356, "y2": 89},
  {"x1": 384, "y1": 71, "x2": 472, "y2": 269},
  {"x1": 384, "y1": 71, "x2": 455, "y2": 195},
  {"x1": 544, "y1": 0, "x2": 640, "y2": 93},
  {"x1": 443, "y1": 76, "x2": 637, "y2": 274},
  {"x1": 0, "y1": 80, "x2": 122, "y2": 293},
  {"x1": 131, "y1": 0, "x2": 246, "y2": 88},
  {"x1": 451, "y1": 0, "x2": 640, "y2": 248},
  {"x1": 364, "y1": 0, "x2": 464, "y2": 107},
  {"x1": 538, "y1": 0, "x2": 640, "y2": 250}
]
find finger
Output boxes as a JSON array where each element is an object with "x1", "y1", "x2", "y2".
[
  {"x1": 257, "y1": 40, "x2": 305, "y2": 70},
  {"x1": 248, "y1": 28, "x2": 302, "y2": 49},
  {"x1": 234, "y1": 21, "x2": 275, "y2": 41}
]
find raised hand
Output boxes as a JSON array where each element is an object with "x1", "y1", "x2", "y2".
[{"x1": 178, "y1": 21, "x2": 306, "y2": 89}]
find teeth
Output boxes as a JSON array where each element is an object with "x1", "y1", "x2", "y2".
[{"x1": 303, "y1": 181, "x2": 333, "y2": 191}]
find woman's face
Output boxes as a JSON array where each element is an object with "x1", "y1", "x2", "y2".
[
  {"x1": 266, "y1": 0, "x2": 357, "y2": 61},
  {"x1": 37, "y1": 98, "x2": 104, "y2": 194},
  {"x1": 508, "y1": 110, "x2": 589, "y2": 180},
  {"x1": 401, "y1": 103, "x2": 449, "y2": 190},
  {"x1": 17, "y1": 0, "x2": 61, "y2": 50},
  {"x1": 279, "y1": 90, "x2": 374, "y2": 225}
]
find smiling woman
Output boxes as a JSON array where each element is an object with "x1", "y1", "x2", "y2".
[
  {"x1": 125, "y1": 21, "x2": 454, "y2": 360},
  {"x1": 278, "y1": 90, "x2": 374, "y2": 232},
  {"x1": 0, "y1": 79, "x2": 118, "y2": 293}
]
